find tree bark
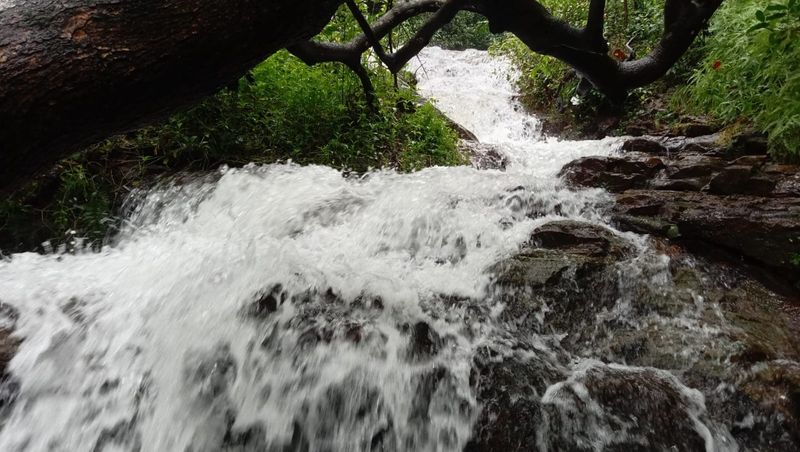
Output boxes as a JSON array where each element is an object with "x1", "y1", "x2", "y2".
[{"x1": 0, "y1": 0, "x2": 341, "y2": 194}]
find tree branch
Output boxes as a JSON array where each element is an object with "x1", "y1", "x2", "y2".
[
  {"x1": 292, "y1": 0, "x2": 722, "y2": 105},
  {"x1": 585, "y1": 0, "x2": 606, "y2": 43}
]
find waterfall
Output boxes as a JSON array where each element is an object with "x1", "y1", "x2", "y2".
[{"x1": 0, "y1": 48, "x2": 743, "y2": 451}]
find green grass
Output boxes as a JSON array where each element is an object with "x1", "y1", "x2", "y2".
[
  {"x1": 0, "y1": 51, "x2": 463, "y2": 253},
  {"x1": 677, "y1": 0, "x2": 800, "y2": 161}
]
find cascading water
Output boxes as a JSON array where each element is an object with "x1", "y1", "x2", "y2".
[{"x1": 0, "y1": 48, "x2": 751, "y2": 451}]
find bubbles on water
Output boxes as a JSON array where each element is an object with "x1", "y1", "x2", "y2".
[{"x1": 2, "y1": 48, "x2": 747, "y2": 452}]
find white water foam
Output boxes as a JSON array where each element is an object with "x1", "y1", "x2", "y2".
[{"x1": 0, "y1": 48, "x2": 733, "y2": 451}]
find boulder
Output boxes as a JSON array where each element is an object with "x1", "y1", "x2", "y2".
[
  {"x1": 665, "y1": 154, "x2": 724, "y2": 179},
  {"x1": 490, "y1": 220, "x2": 634, "y2": 341},
  {"x1": 539, "y1": 363, "x2": 712, "y2": 451},
  {"x1": 612, "y1": 190, "x2": 800, "y2": 277},
  {"x1": 729, "y1": 132, "x2": 769, "y2": 157},
  {"x1": 621, "y1": 138, "x2": 668, "y2": 155},
  {"x1": 559, "y1": 156, "x2": 662, "y2": 192},
  {"x1": 707, "y1": 165, "x2": 777, "y2": 196}
]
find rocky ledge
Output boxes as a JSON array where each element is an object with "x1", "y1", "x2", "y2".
[
  {"x1": 470, "y1": 219, "x2": 800, "y2": 451},
  {"x1": 559, "y1": 133, "x2": 800, "y2": 288}
]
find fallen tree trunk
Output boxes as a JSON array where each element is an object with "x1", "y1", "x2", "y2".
[{"x1": 0, "y1": 0, "x2": 341, "y2": 194}]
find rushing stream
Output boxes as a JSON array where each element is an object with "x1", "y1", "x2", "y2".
[{"x1": 0, "y1": 48, "x2": 761, "y2": 451}]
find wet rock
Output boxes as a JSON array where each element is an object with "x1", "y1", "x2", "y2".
[
  {"x1": 707, "y1": 168, "x2": 777, "y2": 196},
  {"x1": 739, "y1": 361, "x2": 800, "y2": 446},
  {"x1": 612, "y1": 190, "x2": 800, "y2": 276},
  {"x1": 677, "y1": 141, "x2": 719, "y2": 155},
  {"x1": 0, "y1": 302, "x2": 20, "y2": 422},
  {"x1": 528, "y1": 220, "x2": 633, "y2": 258},
  {"x1": 666, "y1": 154, "x2": 724, "y2": 179},
  {"x1": 729, "y1": 132, "x2": 769, "y2": 157},
  {"x1": 222, "y1": 422, "x2": 269, "y2": 452},
  {"x1": 621, "y1": 138, "x2": 668, "y2": 155},
  {"x1": 0, "y1": 303, "x2": 19, "y2": 378},
  {"x1": 491, "y1": 220, "x2": 634, "y2": 341},
  {"x1": 730, "y1": 155, "x2": 769, "y2": 168},
  {"x1": 304, "y1": 373, "x2": 395, "y2": 451},
  {"x1": 406, "y1": 321, "x2": 442, "y2": 361},
  {"x1": 649, "y1": 177, "x2": 707, "y2": 192},
  {"x1": 460, "y1": 141, "x2": 509, "y2": 171},
  {"x1": 559, "y1": 156, "x2": 661, "y2": 192},
  {"x1": 466, "y1": 350, "x2": 564, "y2": 452},
  {"x1": 245, "y1": 284, "x2": 286, "y2": 319},
  {"x1": 540, "y1": 363, "x2": 711, "y2": 451},
  {"x1": 673, "y1": 120, "x2": 719, "y2": 138},
  {"x1": 184, "y1": 344, "x2": 238, "y2": 404},
  {"x1": 492, "y1": 221, "x2": 632, "y2": 290},
  {"x1": 479, "y1": 211, "x2": 800, "y2": 450}
]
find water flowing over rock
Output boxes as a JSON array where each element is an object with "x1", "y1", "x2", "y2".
[{"x1": 0, "y1": 47, "x2": 797, "y2": 451}]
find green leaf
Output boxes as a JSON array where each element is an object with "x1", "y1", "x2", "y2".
[
  {"x1": 766, "y1": 12, "x2": 787, "y2": 20},
  {"x1": 747, "y1": 22, "x2": 770, "y2": 33},
  {"x1": 756, "y1": 10, "x2": 766, "y2": 21},
  {"x1": 765, "y1": 4, "x2": 787, "y2": 12}
]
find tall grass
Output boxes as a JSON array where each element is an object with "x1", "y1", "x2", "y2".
[{"x1": 679, "y1": 0, "x2": 800, "y2": 160}]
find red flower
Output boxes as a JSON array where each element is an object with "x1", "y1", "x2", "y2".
[
  {"x1": 612, "y1": 49, "x2": 627, "y2": 61},
  {"x1": 712, "y1": 60, "x2": 722, "y2": 70}
]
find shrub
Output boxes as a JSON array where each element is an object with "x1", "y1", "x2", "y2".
[
  {"x1": 1, "y1": 50, "x2": 462, "y2": 252},
  {"x1": 679, "y1": 0, "x2": 800, "y2": 161}
]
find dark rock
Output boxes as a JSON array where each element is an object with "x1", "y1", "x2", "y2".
[
  {"x1": 559, "y1": 156, "x2": 659, "y2": 192},
  {"x1": 739, "y1": 361, "x2": 800, "y2": 446},
  {"x1": 541, "y1": 364, "x2": 709, "y2": 451},
  {"x1": 466, "y1": 350, "x2": 564, "y2": 452},
  {"x1": 493, "y1": 220, "x2": 633, "y2": 290},
  {"x1": 491, "y1": 221, "x2": 634, "y2": 342},
  {"x1": 529, "y1": 220, "x2": 633, "y2": 258},
  {"x1": 764, "y1": 163, "x2": 800, "y2": 175},
  {"x1": 245, "y1": 284, "x2": 286, "y2": 319},
  {"x1": 460, "y1": 141, "x2": 509, "y2": 171},
  {"x1": 775, "y1": 177, "x2": 800, "y2": 197},
  {"x1": 184, "y1": 344, "x2": 237, "y2": 406},
  {"x1": 0, "y1": 303, "x2": 20, "y2": 421},
  {"x1": 475, "y1": 213, "x2": 800, "y2": 450},
  {"x1": 730, "y1": 132, "x2": 769, "y2": 156},
  {"x1": 678, "y1": 142, "x2": 717, "y2": 155},
  {"x1": 306, "y1": 373, "x2": 394, "y2": 450},
  {"x1": 613, "y1": 190, "x2": 800, "y2": 275},
  {"x1": 406, "y1": 321, "x2": 442, "y2": 361},
  {"x1": 0, "y1": 303, "x2": 19, "y2": 379},
  {"x1": 730, "y1": 155, "x2": 768, "y2": 168},
  {"x1": 649, "y1": 178, "x2": 707, "y2": 192},
  {"x1": 621, "y1": 138, "x2": 668, "y2": 155},
  {"x1": 674, "y1": 121, "x2": 718, "y2": 138},
  {"x1": 707, "y1": 166, "x2": 776, "y2": 196},
  {"x1": 666, "y1": 155, "x2": 724, "y2": 179},
  {"x1": 222, "y1": 422, "x2": 268, "y2": 451}
]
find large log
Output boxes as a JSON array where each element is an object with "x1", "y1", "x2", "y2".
[{"x1": 0, "y1": 0, "x2": 341, "y2": 194}]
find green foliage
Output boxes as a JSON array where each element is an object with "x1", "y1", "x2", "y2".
[
  {"x1": 1, "y1": 49, "x2": 462, "y2": 252},
  {"x1": 679, "y1": 0, "x2": 800, "y2": 160},
  {"x1": 792, "y1": 253, "x2": 800, "y2": 267},
  {"x1": 51, "y1": 163, "x2": 112, "y2": 238},
  {"x1": 430, "y1": 11, "x2": 497, "y2": 50}
]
